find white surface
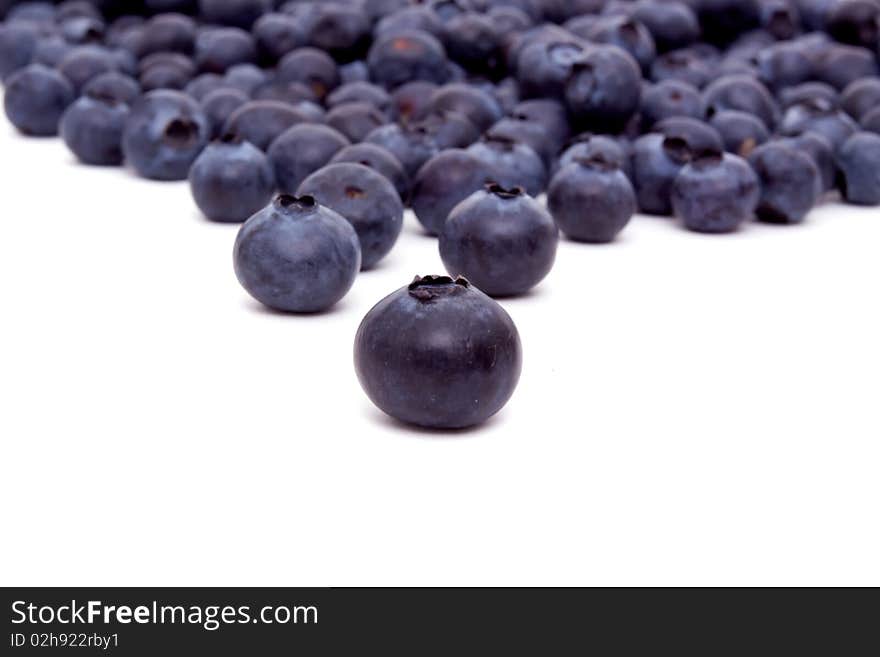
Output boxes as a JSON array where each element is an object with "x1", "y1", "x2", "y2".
[{"x1": 0, "y1": 121, "x2": 878, "y2": 588}]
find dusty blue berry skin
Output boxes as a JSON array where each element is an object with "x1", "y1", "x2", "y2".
[
  {"x1": 189, "y1": 135, "x2": 275, "y2": 223},
  {"x1": 60, "y1": 93, "x2": 129, "y2": 165},
  {"x1": 836, "y1": 132, "x2": 880, "y2": 205},
  {"x1": 329, "y1": 142, "x2": 409, "y2": 201},
  {"x1": 267, "y1": 123, "x2": 350, "y2": 194},
  {"x1": 222, "y1": 100, "x2": 310, "y2": 151},
  {"x1": 631, "y1": 132, "x2": 692, "y2": 216},
  {"x1": 565, "y1": 45, "x2": 642, "y2": 133},
  {"x1": 440, "y1": 185, "x2": 558, "y2": 297},
  {"x1": 297, "y1": 162, "x2": 403, "y2": 270},
  {"x1": 467, "y1": 135, "x2": 547, "y2": 197},
  {"x1": 748, "y1": 142, "x2": 820, "y2": 224},
  {"x1": 671, "y1": 152, "x2": 760, "y2": 233},
  {"x1": 233, "y1": 195, "x2": 361, "y2": 313},
  {"x1": 4, "y1": 64, "x2": 75, "y2": 136},
  {"x1": 548, "y1": 157, "x2": 636, "y2": 243},
  {"x1": 0, "y1": 22, "x2": 38, "y2": 80},
  {"x1": 354, "y1": 275, "x2": 522, "y2": 430},
  {"x1": 82, "y1": 71, "x2": 141, "y2": 104},
  {"x1": 411, "y1": 149, "x2": 497, "y2": 236},
  {"x1": 122, "y1": 89, "x2": 210, "y2": 181}
]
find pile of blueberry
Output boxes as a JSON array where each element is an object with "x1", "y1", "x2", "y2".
[{"x1": 3, "y1": 0, "x2": 880, "y2": 429}]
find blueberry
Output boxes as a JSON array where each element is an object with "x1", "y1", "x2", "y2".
[
  {"x1": 416, "y1": 110, "x2": 481, "y2": 149},
  {"x1": 330, "y1": 143, "x2": 409, "y2": 201},
  {"x1": 778, "y1": 82, "x2": 839, "y2": 110},
  {"x1": 82, "y1": 71, "x2": 141, "y2": 105},
  {"x1": 631, "y1": 133, "x2": 692, "y2": 215},
  {"x1": 57, "y1": 46, "x2": 121, "y2": 93},
  {"x1": 136, "y1": 13, "x2": 197, "y2": 57},
  {"x1": 467, "y1": 135, "x2": 547, "y2": 197},
  {"x1": 840, "y1": 78, "x2": 880, "y2": 123},
  {"x1": 326, "y1": 102, "x2": 388, "y2": 144},
  {"x1": 297, "y1": 162, "x2": 404, "y2": 270},
  {"x1": 184, "y1": 72, "x2": 226, "y2": 101},
  {"x1": 252, "y1": 80, "x2": 317, "y2": 105},
  {"x1": 565, "y1": 45, "x2": 642, "y2": 133},
  {"x1": 223, "y1": 63, "x2": 266, "y2": 96},
  {"x1": 198, "y1": 0, "x2": 271, "y2": 30},
  {"x1": 587, "y1": 16, "x2": 657, "y2": 74},
  {"x1": 122, "y1": 89, "x2": 210, "y2": 181},
  {"x1": 354, "y1": 275, "x2": 522, "y2": 429},
  {"x1": 200, "y1": 87, "x2": 248, "y2": 138},
  {"x1": 516, "y1": 38, "x2": 588, "y2": 100},
  {"x1": 0, "y1": 21, "x2": 37, "y2": 80},
  {"x1": 411, "y1": 149, "x2": 498, "y2": 236},
  {"x1": 374, "y1": 6, "x2": 445, "y2": 41},
  {"x1": 252, "y1": 12, "x2": 305, "y2": 65},
  {"x1": 194, "y1": 26, "x2": 257, "y2": 74},
  {"x1": 139, "y1": 57, "x2": 193, "y2": 91},
  {"x1": 60, "y1": 91, "x2": 129, "y2": 165},
  {"x1": 511, "y1": 99, "x2": 571, "y2": 150},
  {"x1": 267, "y1": 123, "x2": 350, "y2": 194},
  {"x1": 548, "y1": 156, "x2": 636, "y2": 243},
  {"x1": 306, "y1": 3, "x2": 371, "y2": 63},
  {"x1": 641, "y1": 79, "x2": 702, "y2": 129},
  {"x1": 326, "y1": 81, "x2": 392, "y2": 114},
  {"x1": 429, "y1": 83, "x2": 503, "y2": 132},
  {"x1": 748, "y1": 142, "x2": 820, "y2": 224},
  {"x1": 444, "y1": 11, "x2": 503, "y2": 77},
  {"x1": 189, "y1": 133, "x2": 275, "y2": 223},
  {"x1": 4, "y1": 64, "x2": 75, "y2": 137},
  {"x1": 671, "y1": 150, "x2": 760, "y2": 233},
  {"x1": 836, "y1": 131, "x2": 880, "y2": 205},
  {"x1": 862, "y1": 106, "x2": 880, "y2": 133},
  {"x1": 276, "y1": 47, "x2": 340, "y2": 100},
  {"x1": 814, "y1": 44, "x2": 878, "y2": 91},
  {"x1": 754, "y1": 42, "x2": 814, "y2": 92},
  {"x1": 632, "y1": 0, "x2": 700, "y2": 52},
  {"x1": 364, "y1": 122, "x2": 439, "y2": 177},
  {"x1": 779, "y1": 132, "x2": 837, "y2": 193},
  {"x1": 651, "y1": 46, "x2": 714, "y2": 89},
  {"x1": 440, "y1": 185, "x2": 557, "y2": 297},
  {"x1": 233, "y1": 194, "x2": 360, "y2": 313},
  {"x1": 556, "y1": 133, "x2": 631, "y2": 178},
  {"x1": 702, "y1": 74, "x2": 778, "y2": 129},
  {"x1": 367, "y1": 29, "x2": 449, "y2": 89},
  {"x1": 486, "y1": 116, "x2": 560, "y2": 168},
  {"x1": 780, "y1": 100, "x2": 859, "y2": 151},
  {"x1": 709, "y1": 110, "x2": 770, "y2": 157},
  {"x1": 222, "y1": 100, "x2": 310, "y2": 151}
]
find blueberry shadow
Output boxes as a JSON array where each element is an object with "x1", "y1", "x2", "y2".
[
  {"x1": 363, "y1": 405, "x2": 503, "y2": 439},
  {"x1": 242, "y1": 297, "x2": 351, "y2": 318}
]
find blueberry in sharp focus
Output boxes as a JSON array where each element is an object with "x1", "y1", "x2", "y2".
[
  {"x1": 671, "y1": 150, "x2": 760, "y2": 233},
  {"x1": 3, "y1": 63, "x2": 75, "y2": 136},
  {"x1": 516, "y1": 38, "x2": 587, "y2": 100},
  {"x1": 354, "y1": 275, "x2": 522, "y2": 430},
  {"x1": 467, "y1": 135, "x2": 547, "y2": 197},
  {"x1": 329, "y1": 142, "x2": 409, "y2": 202},
  {"x1": 189, "y1": 133, "x2": 275, "y2": 224},
  {"x1": 565, "y1": 44, "x2": 642, "y2": 133},
  {"x1": 297, "y1": 162, "x2": 404, "y2": 270},
  {"x1": 440, "y1": 185, "x2": 558, "y2": 297},
  {"x1": 233, "y1": 194, "x2": 360, "y2": 313},
  {"x1": 60, "y1": 91, "x2": 129, "y2": 165},
  {"x1": 548, "y1": 155, "x2": 637, "y2": 243},
  {"x1": 122, "y1": 89, "x2": 210, "y2": 181},
  {"x1": 411, "y1": 149, "x2": 498, "y2": 236},
  {"x1": 836, "y1": 132, "x2": 880, "y2": 205},
  {"x1": 268, "y1": 123, "x2": 351, "y2": 194},
  {"x1": 747, "y1": 142, "x2": 821, "y2": 224},
  {"x1": 221, "y1": 100, "x2": 310, "y2": 151}
]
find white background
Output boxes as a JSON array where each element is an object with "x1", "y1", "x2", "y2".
[{"x1": 0, "y1": 118, "x2": 878, "y2": 587}]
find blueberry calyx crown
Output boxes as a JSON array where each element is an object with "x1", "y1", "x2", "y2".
[
  {"x1": 275, "y1": 194, "x2": 317, "y2": 212},
  {"x1": 163, "y1": 118, "x2": 200, "y2": 148},
  {"x1": 574, "y1": 153, "x2": 619, "y2": 172},
  {"x1": 486, "y1": 182, "x2": 524, "y2": 199},
  {"x1": 662, "y1": 136, "x2": 693, "y2": 164},
  {"x1": 218, "y1": 131, "x2": 244, "y2": 146},
  {"x1": 408, "y1": 275, "x2": 470, "y2": 301},
  {"x1": 691, "y1": 148, "x2": 724, "y2": 168}
]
